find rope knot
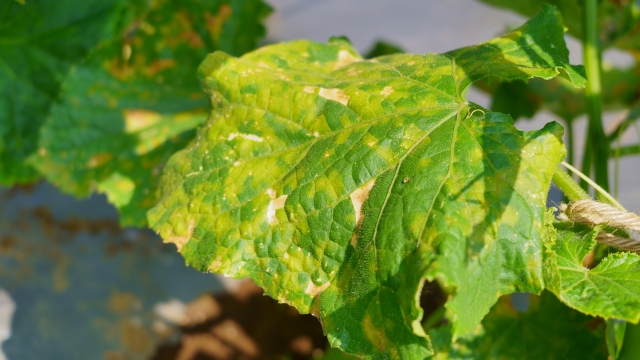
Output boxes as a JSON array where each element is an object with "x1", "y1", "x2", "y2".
[{"x1": 561, "y1": 199, "x2": 640, "y2": 253}]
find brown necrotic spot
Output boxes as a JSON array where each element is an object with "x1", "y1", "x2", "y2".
[
  {"x1": 318, "y1": 88, "x2": 350, "y2": 105},
  {"x1": 350, "y1": 179, "x2": 376, "y2": 247},
  {"x1": 166, "y1": 218, "x2": 196, "y2": 252},
  {"x1": 305, "y1": 280, "x2": 330, "y2": 297}
]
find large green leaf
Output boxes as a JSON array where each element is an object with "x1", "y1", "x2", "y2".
[
  {"x1": 0, "y1": 0, "x2": 124, "y2": 185},
  {"x1": 430, "y1": 292, "x2": 606, "y2": 359},
  {"x1": 149, "y1": 5, "x2": 581, "y2": 358},
  {"x1": 30, "y1": 0, "x2": 272, "y2": 226},
  {"x1": 544, "y1": 222, "x2": 640, "y2": 323}
]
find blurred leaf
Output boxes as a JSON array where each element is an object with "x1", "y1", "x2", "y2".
[
  {"x1": 606, "y1": 319, "x2": 626, "y2": 360},
  {"x1": 478, "y1": 0, "x2": 640, "y2": 50},
  {"x1": 321, "y1": 347, "x2": 360, "y2": 360},
  {"x1": 364, "y1": 40, "x2": 405, "y2": 59},
  {"x1": 31, "y1": 0, "x2": 271, "y2": 226},
  {"x1": 430, "y1": 292, "x2": 606, "y2": 359},
  {"x1": 149, "y1": 6, "x2": 581, "y2": 358},
  {"x1": 544, "y1": 222, "x2": 640, "y2": 323},
  {"x1": 482, "y1": 65, "x2": 640, "y2": 122},
  {"x1": 0, "y1": 0, "x2": 125, "y2": 185}
]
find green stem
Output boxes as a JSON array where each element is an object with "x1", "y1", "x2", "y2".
[
  {"x1": 611, "y1": 144, "x2": 640, "y2": 157},
  {"x1": 552, "y1": 166, "x2": 590, "y2": 201},
  {"x1": 579, "y1": 136, "x2": 592, "y2": 192},
  {"x1": 566, "y1": 119, "x2": 575, "y2": 167},
  {"x1": 614, "y1": 131, "x2": 621, "y2": 199},
  {"x1": 583, "y1": 0, "x2": 609, "y2": 192},
  {"x1": 560, "y1": 161, "x2": 624, "y2": 210}
]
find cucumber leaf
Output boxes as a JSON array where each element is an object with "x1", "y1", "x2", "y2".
[
  {"x1": 30, "y1": 0, "x2": 271, "y2": 226},
  {"x1": 0, "y1": 0, "x2": 124, "y2": 185},
  {"x1": 430, "y1": 292, "x2": 606, "y2": 359},
  {"x1": 544, "y1": 222, "x2": 640, "y2": 323},
  {"x1": 149, "y1": 5, "x2": 582, "y2": 358}
]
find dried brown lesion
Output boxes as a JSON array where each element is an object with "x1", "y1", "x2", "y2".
[
  {"x1": 305, "y1": 280, "x2": 330, "y2": 298},
  {"x1": 166, "y1": 218, "x2": 196, "y2": 252},
  {"x1": 349, "y1": 179, "x2": 376, "y2": 247}
]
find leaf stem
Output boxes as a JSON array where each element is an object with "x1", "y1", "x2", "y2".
[
  {"x1": 583, "y1": 0, "x2": 609, "y2": 192},
  {"x1": 579, "y1": 139, "x2": 592, "y2": 192},
  {"x1": 566, "y1": 119, "x2": 575, "y2": 166},
  {"x1": 552, "y1": 166, "x2": 590, "y2": 202},
  {"x1": 611, "y1": 144, "x2": 640, "y2": 157},
  {"x1": 559, "y1": 161, "x2": 624, "y2": 210}
]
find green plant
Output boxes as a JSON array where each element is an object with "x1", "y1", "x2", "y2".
[{"x1": 3, "y1": 0, "x2": 640, "y2": 359}]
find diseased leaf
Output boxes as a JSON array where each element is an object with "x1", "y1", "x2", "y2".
[
  {"x1": 430, "y1": 292, "x2": 606, "y2": 359},
  {"x1": 0, "y1": 0, "x2": 124, "y2": 185},
  {"x1": 149, "y1": 5, "x2": 582, "y2": 358},
  {"x1": 31, "y1": 0, "x2": 271, "y2": 226},
  {"x1": 544, "y1": 221, "x2": 640, "y2": 323}
]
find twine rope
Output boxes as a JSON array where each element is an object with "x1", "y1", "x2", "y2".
[{"x1": 563, "y1": 199, "x2": 640, "y2": 253}]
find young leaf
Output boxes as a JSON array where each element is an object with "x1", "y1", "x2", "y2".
[
  {"x1": 149, "y1": 5, "x2": 582, "y2": 358},
  {"x1": 544, "y1": 222, "x2": 640, "y2": 323},
  {"x1": 430, "y1": 292, "x2": 606, "y2": 359},
  {"x1": 0, "y1": 0, "x2": 124, "y2": 185},
  {"x1": 30, "y1": 0, "x2": 272, "y2": 226}
]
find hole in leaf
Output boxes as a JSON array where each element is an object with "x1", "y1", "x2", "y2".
[{"x1": 419, "y1": 280, "x2": 448, "y2": 330}]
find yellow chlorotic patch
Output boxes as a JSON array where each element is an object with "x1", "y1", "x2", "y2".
[
  {"x1": 363, "y1": 312, "x2": 389, "y2": 351},
  {"x1": 86, "y1": 152, "x2": 113, "y2": 168},
  {"x1": 98, "y1": 172, "x2": 135, "y2": 208},
  {"x1": 123, "y1": 109, "x2": 162, "y2": 133}
]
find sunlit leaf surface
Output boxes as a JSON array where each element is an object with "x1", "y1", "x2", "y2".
[
  {"x1": 150, "y1": 6, "x2": 583, "y2": 358},
  {"x1": 544, "y1": 222, "x2": 640, "y2": 323}
]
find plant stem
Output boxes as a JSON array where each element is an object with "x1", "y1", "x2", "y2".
[
  {"x1": 552, "y1": 166, "x2": 590, "y2": 201},
  {"x1": 614, "y1": 132, "x2": 621, "y2": 199},
  {"x1": 583, "y1": 0, "x2": 609, "y2": 192},
  {"x1": 612, "y1": 144, "x2": 640, "y2": 157},
  {"x1": 566, "y1": 119, "x2": 575, "y2": 166},
  {"x1": 560, "y1": 162, "x2": 624, "y2": 210},
  {"x1": 579, "y1": 138, "x2": 592, "y2": 192}
]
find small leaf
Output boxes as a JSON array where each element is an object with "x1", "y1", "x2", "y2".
[
  {"x1": 150, "y1": 5, "x2": 581, "y2": 358},
  {"x1": 430, "y1": 292, "x2": 606, "y2": 359},
  {"x1": 31, "y1": 0, "x2": 272, "y2": 226},
  {"x1": 544, "y1": 221, "x2": 640, "y2": 323}
]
